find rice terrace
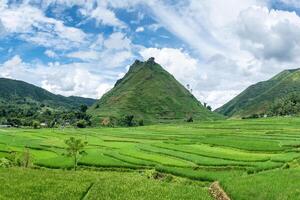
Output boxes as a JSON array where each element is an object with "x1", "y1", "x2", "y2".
[{"x1": 1, "y1": 117, "x2": 300, "y2": 200}]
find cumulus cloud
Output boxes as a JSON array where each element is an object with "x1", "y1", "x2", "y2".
[
  {"x1": 104, "y1": 32, "x2": 131, "y2": 50},
  {"x1": 135, "y1": 26, "x2": 144, "y2": 32},
  {"x1": 0, "y1": 3, "x2": 87, "y2": 50},
  {"x1": 237, "y1": 6, "x2": 300, "y2": 62},
  {"x1": 44, "y1": 50, "x2": 58, "y2": 58},
  {"x1": 0, "y1": 55, "x2": 114, "y2": 99},
  {"x1": 140, "y1": 48, "x2": 201, "y2": 86},
  {"x1": 67, "y1": 32, "x2": 134, "y2": 68},
  {"x1": 0, "y1": 19, "x2": 6, "y2": 36},
  {"x1": 80, "y1": 5, "x2": 126, "y2": 28},
  {"x1": 67, "y1": 51, "x2": 99, "y2": 61}
]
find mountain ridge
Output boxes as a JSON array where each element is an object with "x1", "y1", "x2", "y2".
[
  {"x1": 216, "y1": 68, "x2": 300, "y2": 118},
  {"x1": 0, "y1": 77, "x2": 96, "y2": 108}
]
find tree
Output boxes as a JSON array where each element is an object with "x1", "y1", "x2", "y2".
[
  {"x1": 32, "y1": 120, "x2": 40, "y2": 129},
  {"x1": 80, "y1": 105, "x2": 88, "y2": 113},
  {"x1": 207, "y1": 105, "x2": 212, "y2": 111},
  {"x1": 64, "y1": 137, "x2": 87, "y2": 171},
  {"x1": 8, "y1": 149, "x2": 32, "y2": 167},
  {"x1": 138, "y1": 119, "x2": 144, "y2": 126},
  {"x1": 186, "y1": 116, "x2": 193, "y2": 122},
  {"x1": 123, "y1": 115, "x2": 135, "y2": 127},
  {"x1": 7, "y1": 118, "x2": 22, "y2": 127}
]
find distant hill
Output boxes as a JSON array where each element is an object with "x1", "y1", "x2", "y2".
[
  {"x1": 88, "y1": 58, "x2": 222, "y2": 125},
  {"x1": 216, "y1": 68, "x2": 300, "y2": 118},
  {"x1": 0, "y1": 78, "x2": 96, "y2": 109}
]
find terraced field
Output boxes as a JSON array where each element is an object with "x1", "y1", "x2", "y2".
[{"x1": 1, "y1": 117, "x2": 300, "y2": 199}]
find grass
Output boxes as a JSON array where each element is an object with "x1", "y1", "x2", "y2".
[
  {"x1": 0, "y1": 168, "x2": 212, "y2": 200},
  {"x1": 223, "y1": 168, "x2": 300, "y2": 200},
  {"x1": 1, "y1": 117, "x2": 300, "y2": 199}
]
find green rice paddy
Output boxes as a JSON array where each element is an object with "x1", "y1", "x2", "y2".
[{"x1": 0, "y1": 117, "x2": 300, "y2": 199}]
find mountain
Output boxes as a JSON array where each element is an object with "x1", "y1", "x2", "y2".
[
  {"x1": 216, "y1": 68, "x2": 300, "y2": 118},
  {"x1": 0, "y1": 78, "x2": 96, "y2": 109},
  {"x1": 88, "y1": 58, "x2": 222, "y2": 125}
]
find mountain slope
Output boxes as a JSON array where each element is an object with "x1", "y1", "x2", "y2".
[
  {"x1": 0, "y1": 78, "x2": 96, "y2": 109},
  {"x1": 88, "y1": 58, "x2": 222, "y2": 125},
  {"x1": 216, "y1": 69, "x2": 300, "y2": 118}
]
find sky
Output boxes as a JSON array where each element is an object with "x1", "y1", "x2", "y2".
[{"x1": 1, "y1": 0, "x2": 300, "y2": 109}]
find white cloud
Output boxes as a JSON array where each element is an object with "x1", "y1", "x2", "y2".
[
  {"x1": 140, "y1": 48, "x2": 201, "y2": 86},
  {"x1": 80, "y1": 4, "x2": 126, "y2": 28},
  {"x1": 0, "y1": 55, "x2": 42, "y2": 85},
  {"x1": 237, "y1": 6, "x2": 300, "y2": 62},
  {"x1": 102, "y1": 50, "x2": 132, "y2": 68},
  {"x1": 67, "y1": 51, "x2": 99, "y2": 61},
  {"x1": 147, "y1": 23, "x2": 162, "y2": 32},
  {"x1": 0, "y1": 3, "x2": 87, "y2": 50},
  {"x1": 135, "y1": 26, "x2": 144, "y2": 32},
  {"x1": 44, "y1": 50, "x2": 58, "y2": 58},
  {"x1": 67, "y1": 32, "x2": 134, "y2": 67},
  {"x1": 41, "y1": 67, "x2": 112, "y2": 98},
  {"x1": 104, "y1": 32, "x2": 131, "y2": 50},
  {"x1": 0, "y1": 55, "x2": 114, "y2": 99},
  {"x1": 0, "y1": 20, "x2": 5, "y2": 36}
]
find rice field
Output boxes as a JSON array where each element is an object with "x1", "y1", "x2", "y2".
[{"x1": 0, "y1": 117, "x2": 300, "y2": 199}]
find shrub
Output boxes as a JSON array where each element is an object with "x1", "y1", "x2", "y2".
[
  {"x1": 0, "y1": 158, "x2": 11, "y2": 168},
  {"x1": 76, "y1": 120, "x2": 87, "y2": 128},
  {"x1": 121, "y1": 115, "x2": 135, "y2": 127},
  {"x1": 7, "y1": 149, "x2": 33, "y2": 168},
  {"x1": 138, "y1": 119, "x2": 144, "y2": 126},
  {"x1": 32, "y1": 120, "x2": 40, "y2": 129},
  {"x1": 186, "y1": 116, "x2": 193, "y2": 122},
  {"x1": 101, "y1": 118, "x2": 111, "y2": 126},
  {"x1": 145, "y1": 170, "x2": 163, "y2": 179}
]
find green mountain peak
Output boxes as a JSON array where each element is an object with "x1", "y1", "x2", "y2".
[{"x1": 88, "y1": 58, "x2": 221, "y2": 125}]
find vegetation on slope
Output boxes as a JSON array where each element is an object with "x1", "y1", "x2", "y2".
[
  {"x1": 0, "y1": 78, "x2": 95, "y2": 108},
  {"x1": 0, "y1": 78, "x2": 96, "y2": 128},
  {"x1": 88, "y1": 58, "x2": 222, "y2": 126},
  {"x1": 216, "y1": 69, "x2": 300, "y2": 118}
]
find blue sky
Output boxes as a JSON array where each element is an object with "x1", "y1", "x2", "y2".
[{"x1": 1, "y1": 0, "x2": 300, "y2": 108}]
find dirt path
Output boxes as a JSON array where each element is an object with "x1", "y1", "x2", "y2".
[{"x1": 209, "y1": 181, "x2": 231, "y2": 200}]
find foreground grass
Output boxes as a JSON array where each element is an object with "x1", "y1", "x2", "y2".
[
  {"x1": 223, "y1": 168, "x2": 300, "y2": 200},
  {"x1": 0, "y1": 168, "x2": 212, "y2": 200}
]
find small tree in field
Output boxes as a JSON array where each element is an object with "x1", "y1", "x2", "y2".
[{"x1": 64, "y1": 137, "x2": 87, "y2": 171}]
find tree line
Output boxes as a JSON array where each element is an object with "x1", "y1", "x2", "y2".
[
  {"x1": 0, "y1": 103, "x2": 91, "y2": 128},
  {"x1": 243, "y1": 93, "x2": 300, "y2": 119}
]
